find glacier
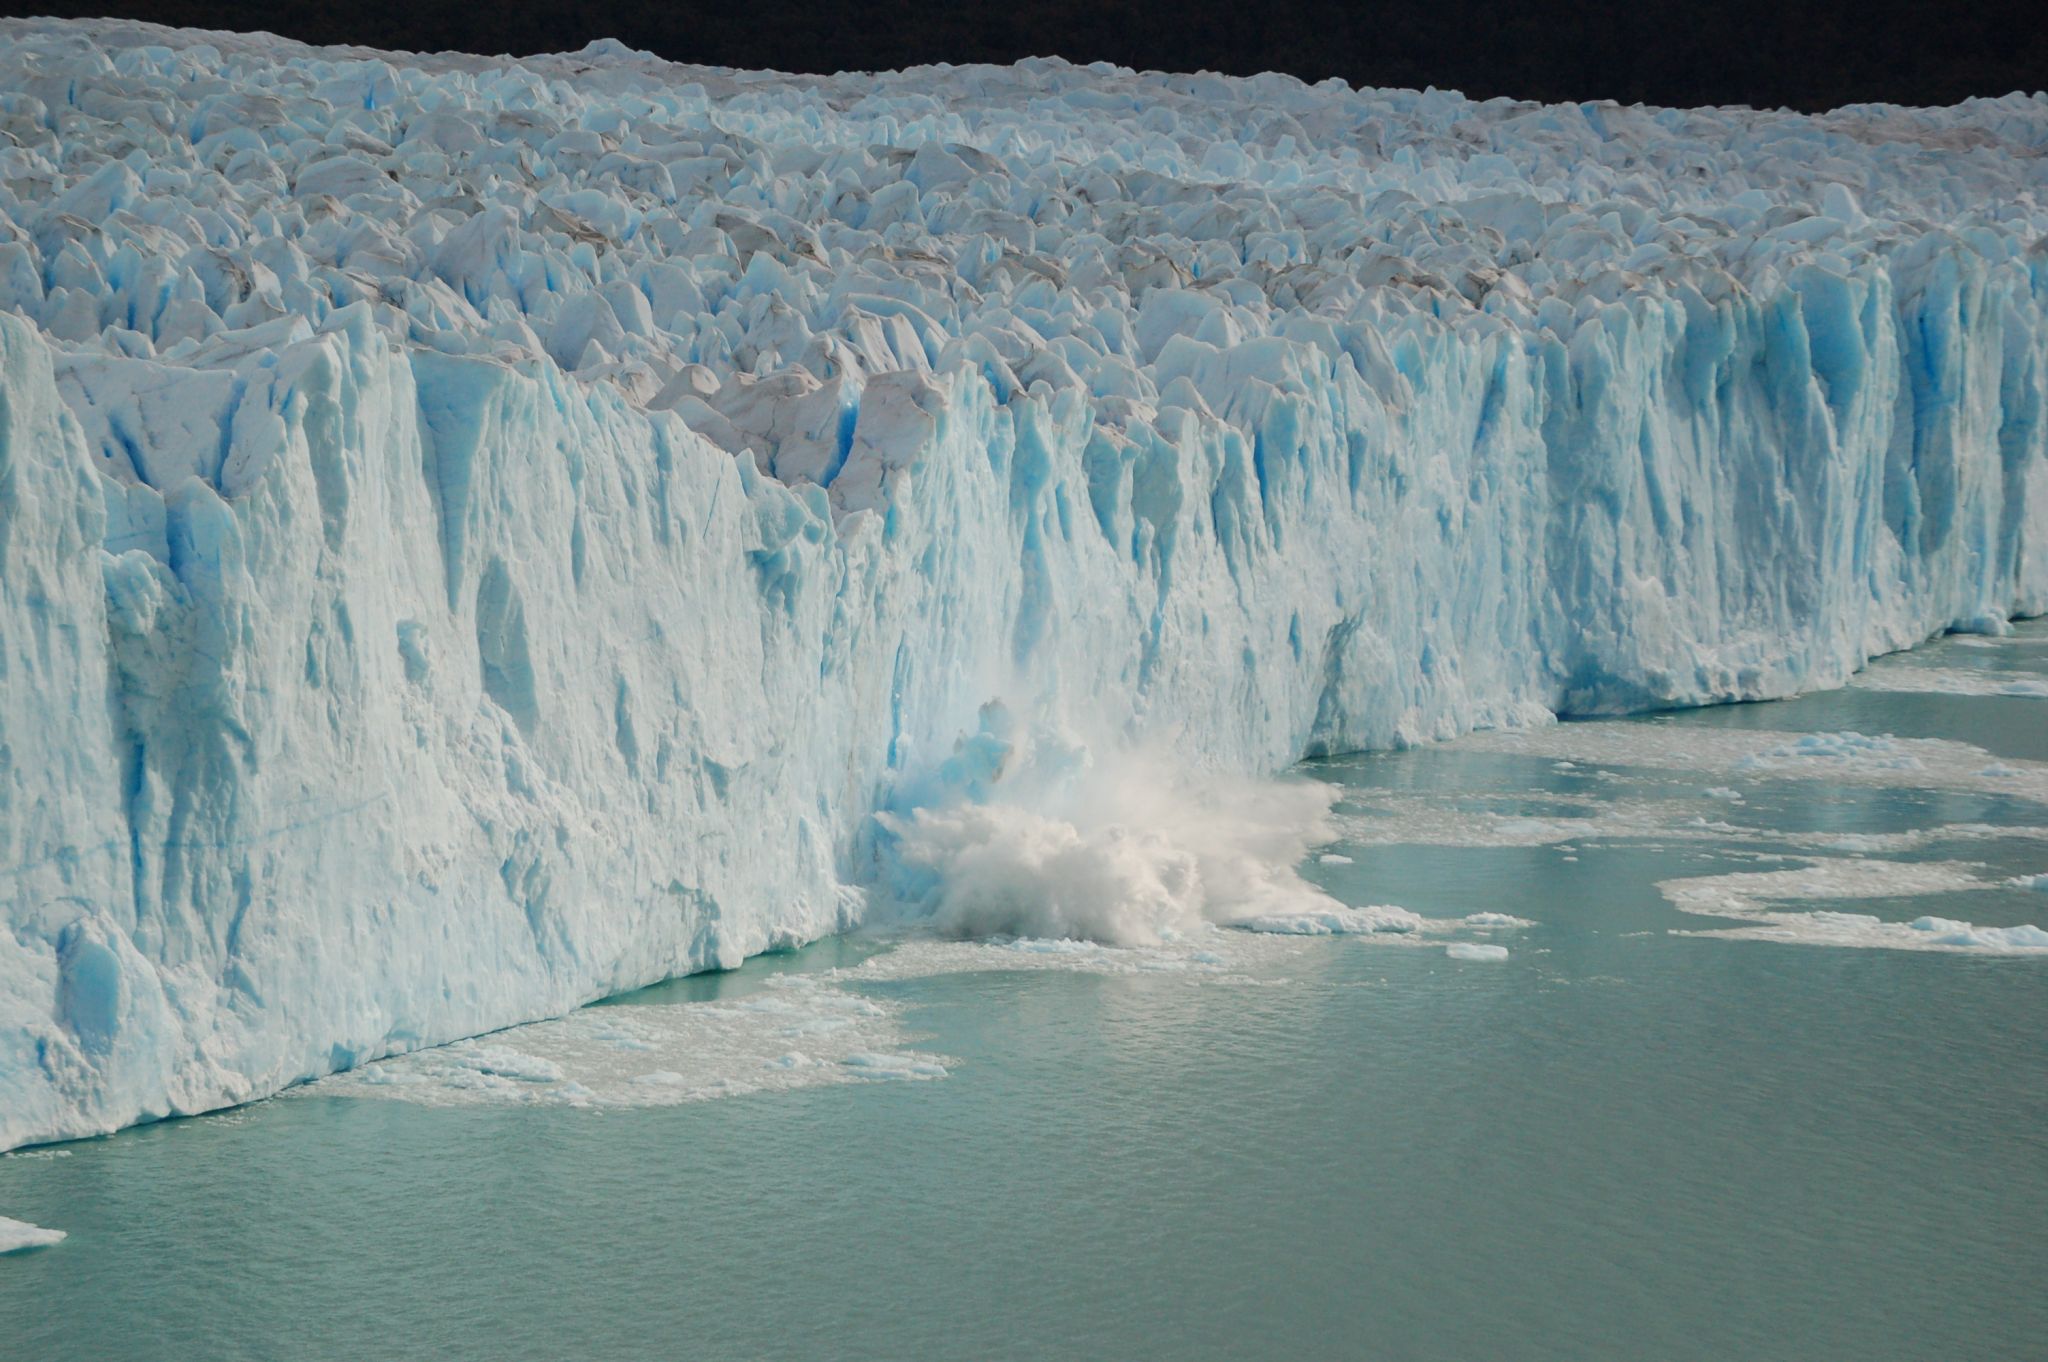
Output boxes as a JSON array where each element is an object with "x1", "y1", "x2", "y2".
[{"x1": 0, "y1": 16, "x2": 2045, "y2": 1149}]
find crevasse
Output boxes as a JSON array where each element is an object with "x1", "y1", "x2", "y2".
[{"x1": 1, "y1": 19, "x2": 2045, "y2": 1148}]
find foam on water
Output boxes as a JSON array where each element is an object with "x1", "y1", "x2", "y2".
[{"x1": 307, "y1": 973, "x2": 949, "y2": 1109}]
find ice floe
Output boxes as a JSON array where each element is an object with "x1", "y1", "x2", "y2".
[{"x1": 0, "y1": 1216, "x2": 64, "y2": 1253}]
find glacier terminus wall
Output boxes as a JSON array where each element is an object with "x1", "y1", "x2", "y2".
[{"x1": 1, "y1": 18, "x2": 2045, "y2": 1148}]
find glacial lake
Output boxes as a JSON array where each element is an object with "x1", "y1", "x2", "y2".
[{"x1": 4, "y1": 624, "x2": 2045, "y2": 1360}]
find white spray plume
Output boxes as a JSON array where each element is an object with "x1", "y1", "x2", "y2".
[{"x1": 874, "y1": 703, "x2": 1344, "y2": 946}]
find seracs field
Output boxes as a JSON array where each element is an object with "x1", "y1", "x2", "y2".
[{"x1": 2, "y1": 19, "x2": 2045, "y2": 1148}]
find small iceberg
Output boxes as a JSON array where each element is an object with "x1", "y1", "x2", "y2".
[{"x1": 0, "y1": 1215, "x2": 65, "y2": 1253}]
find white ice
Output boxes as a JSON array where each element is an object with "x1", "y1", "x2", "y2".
[
  {"x1": 2, "y1": 16, "x2": 2047, "y2": 1148},
  {"x1": 1659, "y1": 860, "x2": 2048, "y2": 953},
  {"x1": 0, "y1": 1215, "x2": 64, "y2": 1253}
]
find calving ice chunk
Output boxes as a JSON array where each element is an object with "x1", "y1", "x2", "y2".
[
  {"x1": 871, "y1": 704, "x2": 1348, "y2": 944},
  {"x1": 2, "y1": 17, "x2": 2047, "y2": 1149}
]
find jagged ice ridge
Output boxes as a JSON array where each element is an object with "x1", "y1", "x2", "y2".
[{"x1": 2, "y1": 19, "x2": 2046, "y2": 1148}]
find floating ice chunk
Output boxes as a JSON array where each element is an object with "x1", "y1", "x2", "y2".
[
  {"x1": 0, "y1": 1216, "x2": 64, "y2": 1253},
  {"x1": 1318, "y1": 853, "x2": 1356, "y2": 865},
  {"x1": 1462, "y1": 912, "x2": 1534, "y2": 928},
  {"x1": 1235, "y1": 905, "x2": 1426, "y2": 936},
  {"x1": 2011, "y1": 874, "x2": 2048, "y2": 892},
  {"x1": 1445, "y1": 943, "x2": 1510, "y2": 961},
  {"x1": 1907, "y1": 918, "x2": 2048, "y2": 949}
]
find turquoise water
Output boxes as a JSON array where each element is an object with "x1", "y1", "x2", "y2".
[{"x1": 5, "y1": 628, "x2": 2047, "y2": 1360}]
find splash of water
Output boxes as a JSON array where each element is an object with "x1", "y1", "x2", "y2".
[{"x1": 872, "y1": 703, "x2": 1344, "y2": 946}]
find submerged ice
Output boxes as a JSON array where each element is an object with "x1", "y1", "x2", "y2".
[{"x1": 3, "y1": 16, "x2": 2048, "y2": 1148}]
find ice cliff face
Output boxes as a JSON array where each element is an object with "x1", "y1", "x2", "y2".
[{"x1": 1, "y1": 18, "x2": 2045, "y2": 1147}]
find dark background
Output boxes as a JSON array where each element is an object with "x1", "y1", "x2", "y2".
[{"x1": 3, "y1": 0, "x2": 2043, "y2": 112}]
